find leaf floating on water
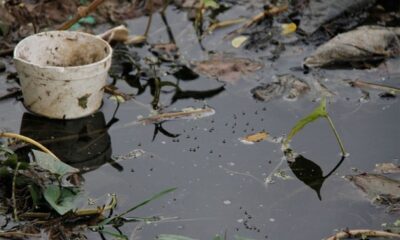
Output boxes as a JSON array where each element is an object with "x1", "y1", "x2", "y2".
[
  {"x1": 33, "y1": 150, "x2": 79, "y2": 176},
  {"x1": 193, "y1": 55, "x2": 263, "y2": 84},
  {"x1": 374, "y1": 163, "x2": 400, "y2": 174},
  {"x1": 239, "y1": 131, "x2": 268, "y2": 144},
  {"x1": 346, "y1": 173, "x2": 400, "y2": 206},
  {"x1": 138, "y1": 107, "x2": 216, "y2": 125},
  {"x1": 281, "y1": 23, "x2": 297, "y2": 35},
  {"x1": 232, "y1": 36, "x2": 248, "y2": 48},
  {"x1": 304, "y1": 26, "x2": 400, "y2": 68},
  {"x1": 43, "y1": 185, "x2": 79, "y2": 215}
]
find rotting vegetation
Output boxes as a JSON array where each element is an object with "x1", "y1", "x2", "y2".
[{"x1": 1, "y1": 0, "x2": 400, "y2": 239}]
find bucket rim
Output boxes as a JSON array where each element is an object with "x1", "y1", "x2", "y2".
[{"x1": 13, "y1": 30, "x2": 113, "y2": 71}]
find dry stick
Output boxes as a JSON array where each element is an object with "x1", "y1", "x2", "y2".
[
  {"x1": 0, "y1": 132, "x2": 59, "y2": 160},
  {"x1": 144, "y1": 0, "x2": 154, "y2": 37},
  {"x1": 57, "y1": 0, "x2": 107, "y2": 30},
  {"x1": 12, "y1": 162, "x2": 21, "y2": 222},
  {"x1": 225, "y1": 4, "x2": 288, "y2": 39},
  {"x1": 326, "y1": 229, "x2": 400, "y2": 240}
]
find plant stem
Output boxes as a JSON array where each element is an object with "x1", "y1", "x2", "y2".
[
  {"x1": 58, "y1": 0, "x2": 106, "y2": 30},
  {"x1": 144, "y1": 0, "x2": 154, "y2": 37},
  {"x1": 325, "y1": 115, "x2": 346, "y2": 156},
  {"x1": 12, "y1": 162, "x2": 21, "y2": 222},
  {"x1": 0, "y1": 132, "x2": 59, "y2": 160}
]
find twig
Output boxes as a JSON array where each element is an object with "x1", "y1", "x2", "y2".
[
  {"x1": 0, "y1": 132, "x2": 59, "y2": 160},
  {"x1": 12, "y1": 162, "x2": 21, "y2": 222},
  {"x1": 0, "y1": 48, "x2": 14, "y2": 57},
  {"x1": 325, "y1": 229, "x2": 400, "y2": 240},
  {"x1": 144, "y1": 0, "x2": 154, "y2": 37},
  {"x1": 57, "y1": 0, "x2": 106, "y2": 30},
  {"x1": 0, "y1": 231, "x2": 41, "y2": 239},
  {"x1": 225, "y1": 5, "x2": 288, "y2": 39}
]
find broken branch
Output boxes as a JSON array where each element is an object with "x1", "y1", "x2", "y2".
[
  {"x1": 326, "y1": 229, "x2": 400, "y2": 240},
  {"x1": 57, "y1": 0, "x2": 106, "y2": 30}
]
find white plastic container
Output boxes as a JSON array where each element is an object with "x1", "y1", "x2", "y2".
[{"x1": 14, "y1": 31, "x2": 112, "y2": 119}]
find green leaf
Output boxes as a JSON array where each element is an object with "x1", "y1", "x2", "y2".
[
  {"x1": 285, "y1": 98, "x2": 327, "y2": 144},
  {"x1": 43, "y1": 185, "x2": 79, "y2": 215},
  {"x1": 28, "y1": 184, "x2": 41, "y2": 208},
  {"x1": 33, "y1": 150, "x2": 79, "y2": 176},
  {"x1": 78, "y1": 16, "x2": 96, "y2": 25},
  {"x1": 156, "y1": 235, "x2": 197, "y2": 240},
  {"x1": 203, "y1": 0, "x2": 219, "y2": 9}
]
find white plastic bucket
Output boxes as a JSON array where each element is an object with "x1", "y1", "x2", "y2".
[{"x1": 14, "y1": 31, "x2": 112, "y2": 119}]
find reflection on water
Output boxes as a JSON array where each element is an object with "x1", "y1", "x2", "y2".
[
  {"x1": 18, "y1": 112, "x2": 114, "y2": 172},
  {"x1": 286, "y1": 149, "x2": 345, "y2": 200}
]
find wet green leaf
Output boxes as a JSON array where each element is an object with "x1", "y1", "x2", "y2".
[
  {"x1": 285, "y1": 98, "x2": 327, "y2": 145},
  {"x1": 33, "y1": 150, "x2": 79, "y2": 176},
  {"x1": 28, "y1": 184, "x2": 40, "y2": 208},
  {"x1": 203, "y1": 0, "x2": 219, "y2": 9},
  {"x1": 157, "y1": 235, "x2": 197, "y2": 240},
  {"x1": 43, "y1": 185, "x2": 79, "y2": 215}
]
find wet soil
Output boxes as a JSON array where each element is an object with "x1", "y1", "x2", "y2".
[{"x1": 1, "y1": 5, "x2": 400, "y2": 240}]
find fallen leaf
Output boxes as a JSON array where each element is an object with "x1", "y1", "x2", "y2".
[
  {"x1": 43, "y1": 185, "x2": 79, "y2": 215},
  {"x1": 281, "y1": 23, "x2": 297, "y2": 35},
  {"x1": 193, "y1": 55, "x2": 263, "y2": 84},
  {"x1": 374, "y1": 163, "x2": 400, "y2": 174},
  {"x1": 304, "y1": 26, "x2": 400, "y2": 68},
  {"x1": 33, "y1": 150, "x2": 79, "y2": 176},
  {"x1": 239, "y1": 131, "x2": 268, "y2": 144},
  {"x1": 346, "y1": 173, "x2": 400, "y2": 206},
  {"x1": 232, "y1": 36, "x2": 248, "y2": 48},
  {"x1": 138, "y1": 107, "x2": 216, "y2": 125},
  {"x1": 98, "y1": 25, "x2": 146, "y2": 44}
]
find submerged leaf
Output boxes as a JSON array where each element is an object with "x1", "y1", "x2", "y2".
[
  {"x1": 251, "y1": 74, "x2": 310, "y2": 102},
  {"x1": 304, "y1": 26, "x2": 400, "y2": 68},
  {"x1": 346, "y1": 173, "x2": 400, "y2": 206},
  {"x1": 193, "y1": 56, "x2": 263, "y2": 84},
  {"x1": 33, "y1": 150, "x2": 79, "y2": 176}
]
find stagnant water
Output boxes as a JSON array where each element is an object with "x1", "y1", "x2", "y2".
[{"x1": 1, "y1": 5, "x2": 400, "y2": 240}]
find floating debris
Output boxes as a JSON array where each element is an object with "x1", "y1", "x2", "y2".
[
  {"x1": 239, "y1": 131, "x2": 269, "y2": 144},
  {"x1": 281, "y1": 23, "x2": 297, "y2": 35},
  {"x1": 346, "y1": 173, "x2": 400, "y2": 209},
  {"x1": 251, "y1": 74, "x2": 310, "y2": 102},
  {"x1": 193, "y1": 55, "x2": 263, "y2": 84},
  {"x1": 138, "y1": 107, "x2": 216, "y2": 125},
  {"x1": 345, "y1": 79, "x2": 400, "y2": 95},
  {"x1": 374, "y1": 163, "x2": 400, "y2": 174},
  {"x1": 112, "y1": 149, "x2": 146, "y2": 161},
  {"x1": 304, "y1": 26, "x2": 400, "y2": 68},
  {"x1": 232, "y1": 36, "x2": 248, "y2": 48}
]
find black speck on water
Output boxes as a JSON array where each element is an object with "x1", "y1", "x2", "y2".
[{"x1": 1, "y1": 5, "x2": 399, "y2": 240}]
